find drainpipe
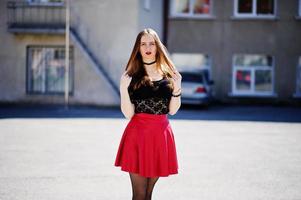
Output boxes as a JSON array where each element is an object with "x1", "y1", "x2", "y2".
[
  {"x1": 162, "y1": 0, "x2": 169, "y2": 47},
  {"x1": 65, "y1": 0, "x2": 70, "y2": 109}
]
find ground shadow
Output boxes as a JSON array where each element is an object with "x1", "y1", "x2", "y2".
[{"x1": 0, "y1": 104, "x2": 301, "y2": 123}]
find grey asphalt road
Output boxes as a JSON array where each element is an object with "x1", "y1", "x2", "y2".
[
  {"x1": 1, "y1": 104, "x2": 301, "y2": 122},
  {"x1": 0, "y1": 105, "x2": 301, "y2": 200}
]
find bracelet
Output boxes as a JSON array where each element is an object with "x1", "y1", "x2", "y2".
[{"x1": 172, "y1": 92, "x2": 181, "y2": 97}]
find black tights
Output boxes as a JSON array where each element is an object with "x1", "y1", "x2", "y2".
[{"x1": 129, "y1": 173, "x2": 159, "y2": 200}]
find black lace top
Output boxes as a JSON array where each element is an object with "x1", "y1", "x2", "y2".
[{"x1": 128, "y1": 77, "x2": 173, "y2": 114}]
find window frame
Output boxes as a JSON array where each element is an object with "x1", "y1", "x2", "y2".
[
  {"x1": 26, "y1": 45, "x2": 74, "y2": 95},
  {"x1": 231, "y1": 54, "x2": 276, "y2": 97},
  {"x1": 233, "y1": 0, "x2": 277, "y2": 19},
  {"x1": 294, "y1": 57, "x2": 301, "y2": 97},
  {"x1": 170, "y1": 0, "x2": 215, "y2": 19}
]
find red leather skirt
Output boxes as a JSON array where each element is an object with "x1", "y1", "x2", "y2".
[{"x1": 114, "y1": 113, "x2": 178, "y2": 177}]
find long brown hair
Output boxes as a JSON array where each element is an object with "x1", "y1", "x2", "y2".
[{"x1": 125, "y1": 28, "x2": 176, "y2": 90}]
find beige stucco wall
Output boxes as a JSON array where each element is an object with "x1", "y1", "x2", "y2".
[
  {"x1": 138, "y1": 0, "x2": 164, "y2": 39},
  {"x1": 70, "y1": 0, "x2": 139, "y2": 85},
  {"x1": 71, "y1": 41, "x2": 119, "y2": 106},
  {"x1": 0, "y1": 0, "x2": 143, "y2": 106}
]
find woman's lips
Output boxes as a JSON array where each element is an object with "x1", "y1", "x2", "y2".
[{"x1": 146, "y1": 52, "x2": 151, "y2": 55}]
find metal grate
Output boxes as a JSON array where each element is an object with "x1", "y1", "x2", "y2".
[{"x1": 7, "y1": 1, "x2": 66, "y2": 30}]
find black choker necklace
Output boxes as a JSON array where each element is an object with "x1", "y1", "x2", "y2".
[{"x1": 143, "y1": 60, "x2": 156, "y2": 65}]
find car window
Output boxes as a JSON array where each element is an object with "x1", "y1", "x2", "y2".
[
  {"x1": 203, "y1": 70, "x2": 210, "y2": 82},
  {"x1": 181, "y1": 72, "x2": 203, "y2": 83}
]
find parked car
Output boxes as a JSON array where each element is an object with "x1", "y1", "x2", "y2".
[{"x1": 179, "y1": 69, "x2": 214, "y2": 106}]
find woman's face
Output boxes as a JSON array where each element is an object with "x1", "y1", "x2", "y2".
[{"x1": 139, "y1": 34, "x2": 157, "y2": 60}]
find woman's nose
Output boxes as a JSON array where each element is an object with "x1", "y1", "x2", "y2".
[{"x1": 146, "y1": 44, "x2": 152, "y2": 50}]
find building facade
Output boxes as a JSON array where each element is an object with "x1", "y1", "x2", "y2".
[
  {"x1": 0, "y1": 0, "x2": 163, "y2": 106},
  {"x1": 0, "y1": 0, "x2": 300, "y2": 106},
  {"x1": 167, "y1": 0, "x2": 301, "y2": 104}
]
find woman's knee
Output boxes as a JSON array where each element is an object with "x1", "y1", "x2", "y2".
[{"x1": 133, "y1": 190, "x2": 146, "y2": 200}]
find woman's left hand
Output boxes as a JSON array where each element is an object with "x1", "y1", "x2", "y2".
[{"x1": 171, "y1": 70, "x2": 182, "y2": 93}]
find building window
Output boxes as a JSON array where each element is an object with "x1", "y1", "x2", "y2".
[
  {"x1": 234, "y1": 0, "x2": 276, "y2": 18},
  {"x1": 171, "y1": 53, "x2": 212, "y2": 78},
  {"x1": 27, "y1": 0, "x2": 64, "y2": 6},
  {"x1": 232, "y1": 54, "x2": 275, "y2": 96},
  {"x1": 171, "y1": 53, "x2": 211, "y2": 69},
  {"x1": 26, "y1": 46, "x2": 73, "y2": 94},
  {"x1": 144, "y1": 0, "x2": 150, "y2": 11},
  {"x1": 296, "y1": 57, "x2": 301, "y2": 96},
  {"x1": 299, "y1": 0, "x2": 301, "y2": 16},
  {"x1": 171, "y1": 0, "x2": 212, "y2": 18}
]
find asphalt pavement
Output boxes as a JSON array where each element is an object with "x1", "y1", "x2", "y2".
[
  {"x1": 1, "y1": 104, "x2": 301, "y2": 122},
  {"x1": 0, "y1": 104, "x2": 301, "y2": 200}
]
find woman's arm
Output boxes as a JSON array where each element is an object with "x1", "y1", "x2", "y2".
[
  {"x1": 120, "y1": 72, "x2": 135, "y2": 119},
  {"x1": 169, "y1": 94, "x2": 181, "y2": 115},
  {"x1": 169, "y1": 70, "x2": 182, "y2": 115}
]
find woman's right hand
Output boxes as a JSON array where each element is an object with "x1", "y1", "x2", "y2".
[
  {"x1": 120, "y1": 71, "x2": 132, "y2": 91},
  {"x1": 120, "y1": 71, "x2": 135, "y2": 119}
]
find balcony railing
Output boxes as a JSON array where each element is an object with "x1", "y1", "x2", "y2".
[{"x1": 7, "y1": 1, "x2": 66, "y2": 32}]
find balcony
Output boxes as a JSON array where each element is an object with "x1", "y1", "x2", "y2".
[{"x1": 7, "y1": 1, "x2": 66, "y2": 34}]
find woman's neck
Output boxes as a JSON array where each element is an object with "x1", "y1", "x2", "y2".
[
  {"x1": 142, "y1": 58, "x2": 162, "y2": 79},
  {"x1": 144, "y1": 65, "x2": 163, "y2": 80},
  {"x1": 144, "y1": 64, "x2": 157, "y2": 74}
]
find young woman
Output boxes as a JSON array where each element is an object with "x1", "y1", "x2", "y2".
[{"x1": 114, "y1": 28, "x2": 182, "y2": 200}]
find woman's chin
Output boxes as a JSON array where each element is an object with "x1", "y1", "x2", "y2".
[{"x1": 143, "y1": 55, "x2": 155, "y2": 59}]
